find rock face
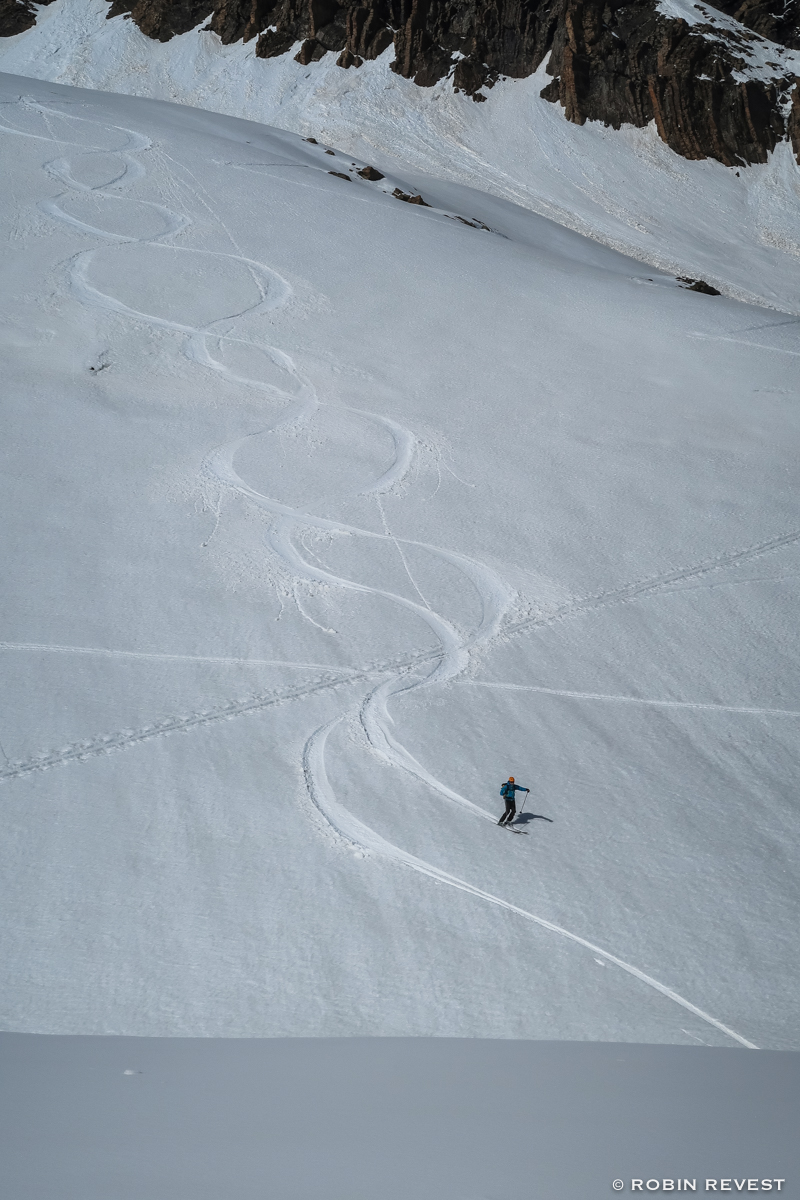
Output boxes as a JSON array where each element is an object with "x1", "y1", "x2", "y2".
[
  {"x1": 705, "y1": 0, "x2": 800, "y2": 50},
  {"x1": 790, "y1": 77, "x2": 800, "y2": 157},
  {"x1": 105, "y1": 0, "x2": 215, "y2": 40},
  {"x1": 539, "y1": 0, "x2": 792, "y2": 165},
  {"x1": 3, "y1": 0, "x2": 800, "y2": 167},
  {"x1": 0, "y1": 0, "x2": 55, "y2": 38}
]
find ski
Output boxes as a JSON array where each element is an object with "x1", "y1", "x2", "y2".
[{"x1": 499, "y1": 825, "x2": 528, "y2": 834}]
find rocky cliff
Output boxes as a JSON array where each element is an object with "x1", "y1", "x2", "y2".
[
  {"x1": 2, "y1": 0, "x2": 799, "y2": 166},
  {"x1": 705, "y1": 0, "x2": 800, "y2": 50},
  {"x1": 0, "y1": 0, "x2": 55, "y2": 37}
]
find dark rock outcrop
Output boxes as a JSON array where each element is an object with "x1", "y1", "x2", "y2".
[
  {"x1": 540, "y1": 0, "x2": 791, "y2": 165},
  {"x1": 4, "y1": 0, "x2": 800, "y2": 168},
  {"x1": 788, "y1": 76, "x2": 800, "y2": 158},
  {"x1": 206, "y1": 0, "x2": 275, "y2": 42},
  {"x1": 393, "y1": 186, "x2": 431, "y2": 203},
  {"x1": 704, "y1": 0, "x2": 800, "y2": 50},
  {"x1": 106, "y1": 0, "x2": 215, "y2": 40},
  {"x1": 678, "y1": 276, "x2": 722, "y2": 292},
  {"x1": 0, "y1": 0, "x2": 56, "y2": 38},
  {"x1": 336, "y1": 47, "x2": 364, "y2": 64}
]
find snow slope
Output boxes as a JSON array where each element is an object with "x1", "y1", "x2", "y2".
[
  {"x1": 2, "y1": 0, "x2": 800, "y2": 313},
  {"x1": 1, "y1": 73, "x2": 799, "y2": 1047}
]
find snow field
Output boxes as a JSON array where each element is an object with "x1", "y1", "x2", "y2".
[{"x1": 0, "y1": 76, "x2": 799, "y2": 1047}]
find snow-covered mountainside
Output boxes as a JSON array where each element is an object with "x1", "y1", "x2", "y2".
[
  {"x1": 4, "y1": 0, "x2": 800, "y2": 169},
  {"x1": 3, "y1": 0, "x2": 800, "y2": 313},
  {"x1": 1, "y1": 72, "x2": 798, "y2": 1047}
]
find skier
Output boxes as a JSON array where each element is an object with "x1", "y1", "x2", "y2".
[{"x1": 498, "y1": 776, "x2": 529, "y2": 826}]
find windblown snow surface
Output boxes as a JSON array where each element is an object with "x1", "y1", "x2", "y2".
[{"x1": 1, "y1": 69, "x2": 799, "y2": 1049}]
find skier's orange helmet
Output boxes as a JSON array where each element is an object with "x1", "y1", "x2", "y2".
[{"x1": 508, "y1": 776, "x2": 515, "y2": 782}]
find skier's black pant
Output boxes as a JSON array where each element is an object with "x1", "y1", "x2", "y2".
[{"x1": 499, "y1": 799, "x2": 516, "y2": 825}]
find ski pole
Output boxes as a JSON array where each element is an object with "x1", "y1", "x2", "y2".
[{"x1": 517, "y1": 788, "x2": 530, "y2": 820}]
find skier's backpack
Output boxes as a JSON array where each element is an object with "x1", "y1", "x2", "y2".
[{"x1": 500, "y1": 781, "x2": 514, "y2": 798}]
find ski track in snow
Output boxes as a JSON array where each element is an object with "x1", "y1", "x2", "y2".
[
  {"x1": 689, "y1": 332, "x2": 800, "y2": 358},
  {"x1": 5, "y1": 101, "x2": 507, "y2": 814},
  {"x1": 0, "y1": 641, "x2": 362, "y2": 670},
  {"x1": 303, "y1": 718, "x2": 758, "y2": 1049},
  {"x1": 0, "y1": 95, "x2": 777, "y2": 1046},
  {"x1": 462, "y1": 682, "x2": 800, "y2": 718}
]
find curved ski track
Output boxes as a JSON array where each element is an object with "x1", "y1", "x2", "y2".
[
  {"x1": 0, "y1": 95, "x2": 773, "y2": 1047},
  {"x1": 304, "y1": 719, "x2": 757, "y2": 1049}
]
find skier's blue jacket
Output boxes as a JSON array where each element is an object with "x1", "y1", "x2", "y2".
[{"x1": 500, "y1": 781, "x2": 527, "y2": 798}]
